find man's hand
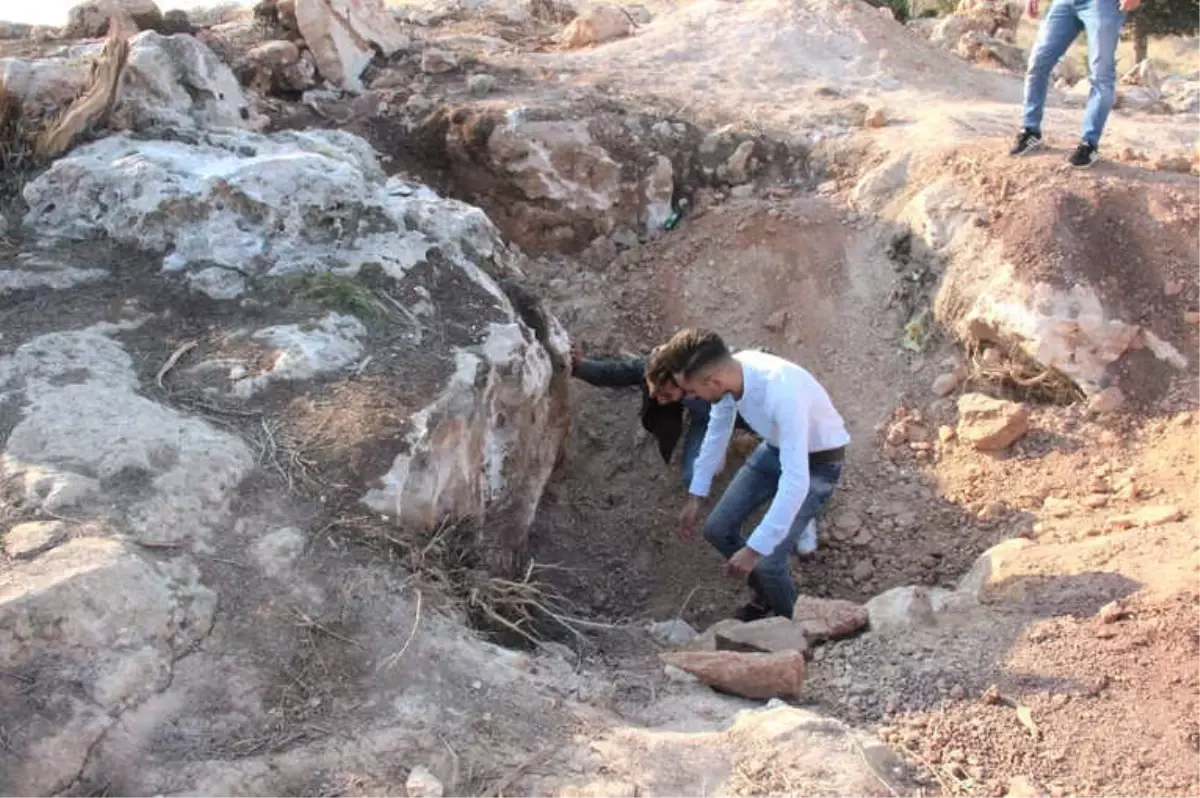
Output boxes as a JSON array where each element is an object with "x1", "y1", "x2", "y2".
[
  {"x1": 724, "y1": 547, "x2": 760, "y2": 579},
  {"x1": 678, "y1": 495, "x2": 703, "y2": 541},
  {"x1": 569, "y1": 341, "x2": 583, "y2": 371},
  {"x1": 1026, "y1": 0, "x2": 1038, "y2": 18},
  {"x1": 1119, "y1": 0, "x2": 1141, "y2": 11}
]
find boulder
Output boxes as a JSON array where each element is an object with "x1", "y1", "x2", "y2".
[
  {"x1": 21, "y1": 129, "x2": 571, "y2": 552},
  {"x1": 238, "y1": 39, "x2": 318, "y2": 94},
  {"x1": 955, "y1": 393, "x2": 1030, "y2": 451},
  {"x1": 659, "y1": 650, "x2": 806, "y2": 700},
  {"x1": 65, "y1": 0, "x2": 164, "y2": 38},
  {"x1": 294, "y1": 0, "x2": 409, "y2": 92},
  {"x1": 115, "y1": 31, "x2": 261, "y2": 130},
  {"x1": 558, "y1": 3, "x2": 633, "y2": 49},
  {"x1": 852, "y1": 154, "x2": 910, "y2": 211}
]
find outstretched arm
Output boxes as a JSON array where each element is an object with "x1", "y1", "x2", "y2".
[{"x1": 572, "y1": 356, "x2": 646, "y2": 388}]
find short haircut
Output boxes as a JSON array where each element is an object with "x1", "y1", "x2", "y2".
[{"x1": 655, "y1": 328, "x2": 732, "y2": 380}]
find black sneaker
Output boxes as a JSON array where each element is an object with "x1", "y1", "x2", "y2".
[
  {"x1": 1068, "y1": 142, "x2": 1098, "y2": 168},
  {"x1": 734, "y1": 600, "x2": 773, "y2": 622},
  {"x1": 1010, "y1": 128, "x2": 1044, "y2": 156}
]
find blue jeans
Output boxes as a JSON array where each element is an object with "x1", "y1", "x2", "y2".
[
  {"x1": 1022, "y1": 0, "x2": 1125, "y2": 147},
  {"x1": 703, "y1": 443, "x2": 843, "y2": 619},
  {"x1": 679, "y1": 397, "x2": 711, "y2": 488}
]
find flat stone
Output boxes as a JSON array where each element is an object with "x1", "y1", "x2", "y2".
[{"x1": 715, "y1": 617, "x2": 809, "y2": 654}]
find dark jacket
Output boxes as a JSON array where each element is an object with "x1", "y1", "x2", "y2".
[{"x1": 572, "y1": 355, "x2": 749, "y2": 463}]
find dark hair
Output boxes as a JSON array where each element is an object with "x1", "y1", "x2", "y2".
[{"x1": 654, "y1": 328, "x2": 731, "y2": 380}]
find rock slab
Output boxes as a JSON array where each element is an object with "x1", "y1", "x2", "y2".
[{"x1": 659, "y1": 650, "x2": 806, "y2": 700}]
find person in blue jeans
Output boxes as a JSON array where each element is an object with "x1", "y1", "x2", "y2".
[
  {"x1": 661, "y1": 329, "x2": 849, "y2": 621},
  {"x1": 1010, "y1": 0, "x2": 1141, "y2": 167}
]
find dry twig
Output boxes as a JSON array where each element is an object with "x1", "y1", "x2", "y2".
[
  {"x1": 155, "y1": 340, "x2": 198, "y2": 389},
  {"x1": 379, "y1": 588, "x2": 423, "y2": 671}
]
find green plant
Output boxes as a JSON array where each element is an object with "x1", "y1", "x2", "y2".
[{"x1": 287, "y1": 273, "x2": 382, "y2": 319}]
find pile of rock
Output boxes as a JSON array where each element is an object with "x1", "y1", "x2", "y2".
[{"x1": 913, "y1": 0, "x2": 1026, "y2": 73}]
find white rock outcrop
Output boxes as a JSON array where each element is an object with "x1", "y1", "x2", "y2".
[{"x1": 295, "y1": 0, "x2": 410, "y2": 92}]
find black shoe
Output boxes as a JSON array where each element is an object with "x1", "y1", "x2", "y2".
[
  {"x1": 733, "y1": 601, "x2": 773, "y2": 622},
  {"x1": 1010, "y1": 128, "x2": 1044, "y2": 156},
  {"x1": 1068, "y1": 142, "x2": 1098, "y2": 168}
]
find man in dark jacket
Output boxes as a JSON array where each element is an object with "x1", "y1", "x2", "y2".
[{"x1": 570, "y1": 343, "x2": 750, "y2": 487}]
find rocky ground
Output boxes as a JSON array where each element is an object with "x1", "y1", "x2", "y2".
[{"x1": 0, "y1": 0, "x2": 1197, "y2": 795}]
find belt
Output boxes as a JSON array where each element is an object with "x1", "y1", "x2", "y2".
[
  {"x1": 765, "y1": 444, "x2": 847, "y2": 463},
  {"x1": 810, "y1": 446, "x2": 846, "y2": 464}
]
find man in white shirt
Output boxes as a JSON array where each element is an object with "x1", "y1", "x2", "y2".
[{"x1": 654, "y1": 329, "x2": 850, "y2": 621}]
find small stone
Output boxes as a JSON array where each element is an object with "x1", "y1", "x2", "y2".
[
  {"x1": 863, "y1": 106, "x2": 887, "y2": 128},
  {"x1": 1098, "y1": 600, "x2": 1126, "y2": 624},
  {"x1": 663, "y1": 664, "x2": 699, "y2": 683},
  {"x1": 817, "y1": 180, "x2": 839, "y2": 194},
  {"x1": 1006, "y1": 775, "x2": 1047, "y2": 797},
  {"x1": 931, "y1": 372, "x2": 959, "y2": 397},
  {"x1": 978, "y1": 501, "x2": 1006, "y2": 521},
  {"x1": 1042, "y1": 497, "x2": 1074, "y2": 518},
  {"x1": 938, "y1": 425, "x2": 956, "y2": 443},
  {"x1": 420, "y1": 48, "x2": 458, "y2": 74},
  {"x1": 852, "y1": 559, "x2": 875, "y2": 582},
  {"x1": 1087, "y1": 386, "x2": 1126, "y2": 415},
  {"x1": 949, "y1": 683, "x2": 966, "y2": 700},
  {"x1": 764, "y1": 310, "x2": 790, "y2": 332},
  {"x1": 466, "y1": 73, "x2": 496, "y2": 95},
  {"x1": 1184, "y1": 311, "x2": 1200, "y2": 325},
  {"x1": 647, "y1": 618, "x2": 699, "y2": 647},
  {"x1": 956, "y1": 393, "x2": 1030, "y2": 451},
  {"x1": 406, "y1": 766, "x2": 444, "y2": 798}
]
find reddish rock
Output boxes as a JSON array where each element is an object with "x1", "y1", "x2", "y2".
[
  {"x1": 956, "y1": 393, "x2": 1030, "y2": 451},
  {"x1": 660, "y1": 650, "x2": 806, "y2": 700},
  {"x1": 792, "y1": 596, "x2": 868, "y2": 641}
]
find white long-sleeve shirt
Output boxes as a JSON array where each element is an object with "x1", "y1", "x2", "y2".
[{"x1": 688, "y1": 350, "x2": 850, "y2": 556}]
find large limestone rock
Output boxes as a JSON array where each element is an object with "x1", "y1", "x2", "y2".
[
  {"x1": 20, "y1": 127, "x2": 571, "y2": 559},
  {"x1": 0, "y1": 32, "x2": 258, "y2": 131},
  {"x1": 295, "y1": 0, "x2": 410, "y2": 92},
  {"x1": 431, "y1": 105, "x2": 799, "y2": 250}
]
